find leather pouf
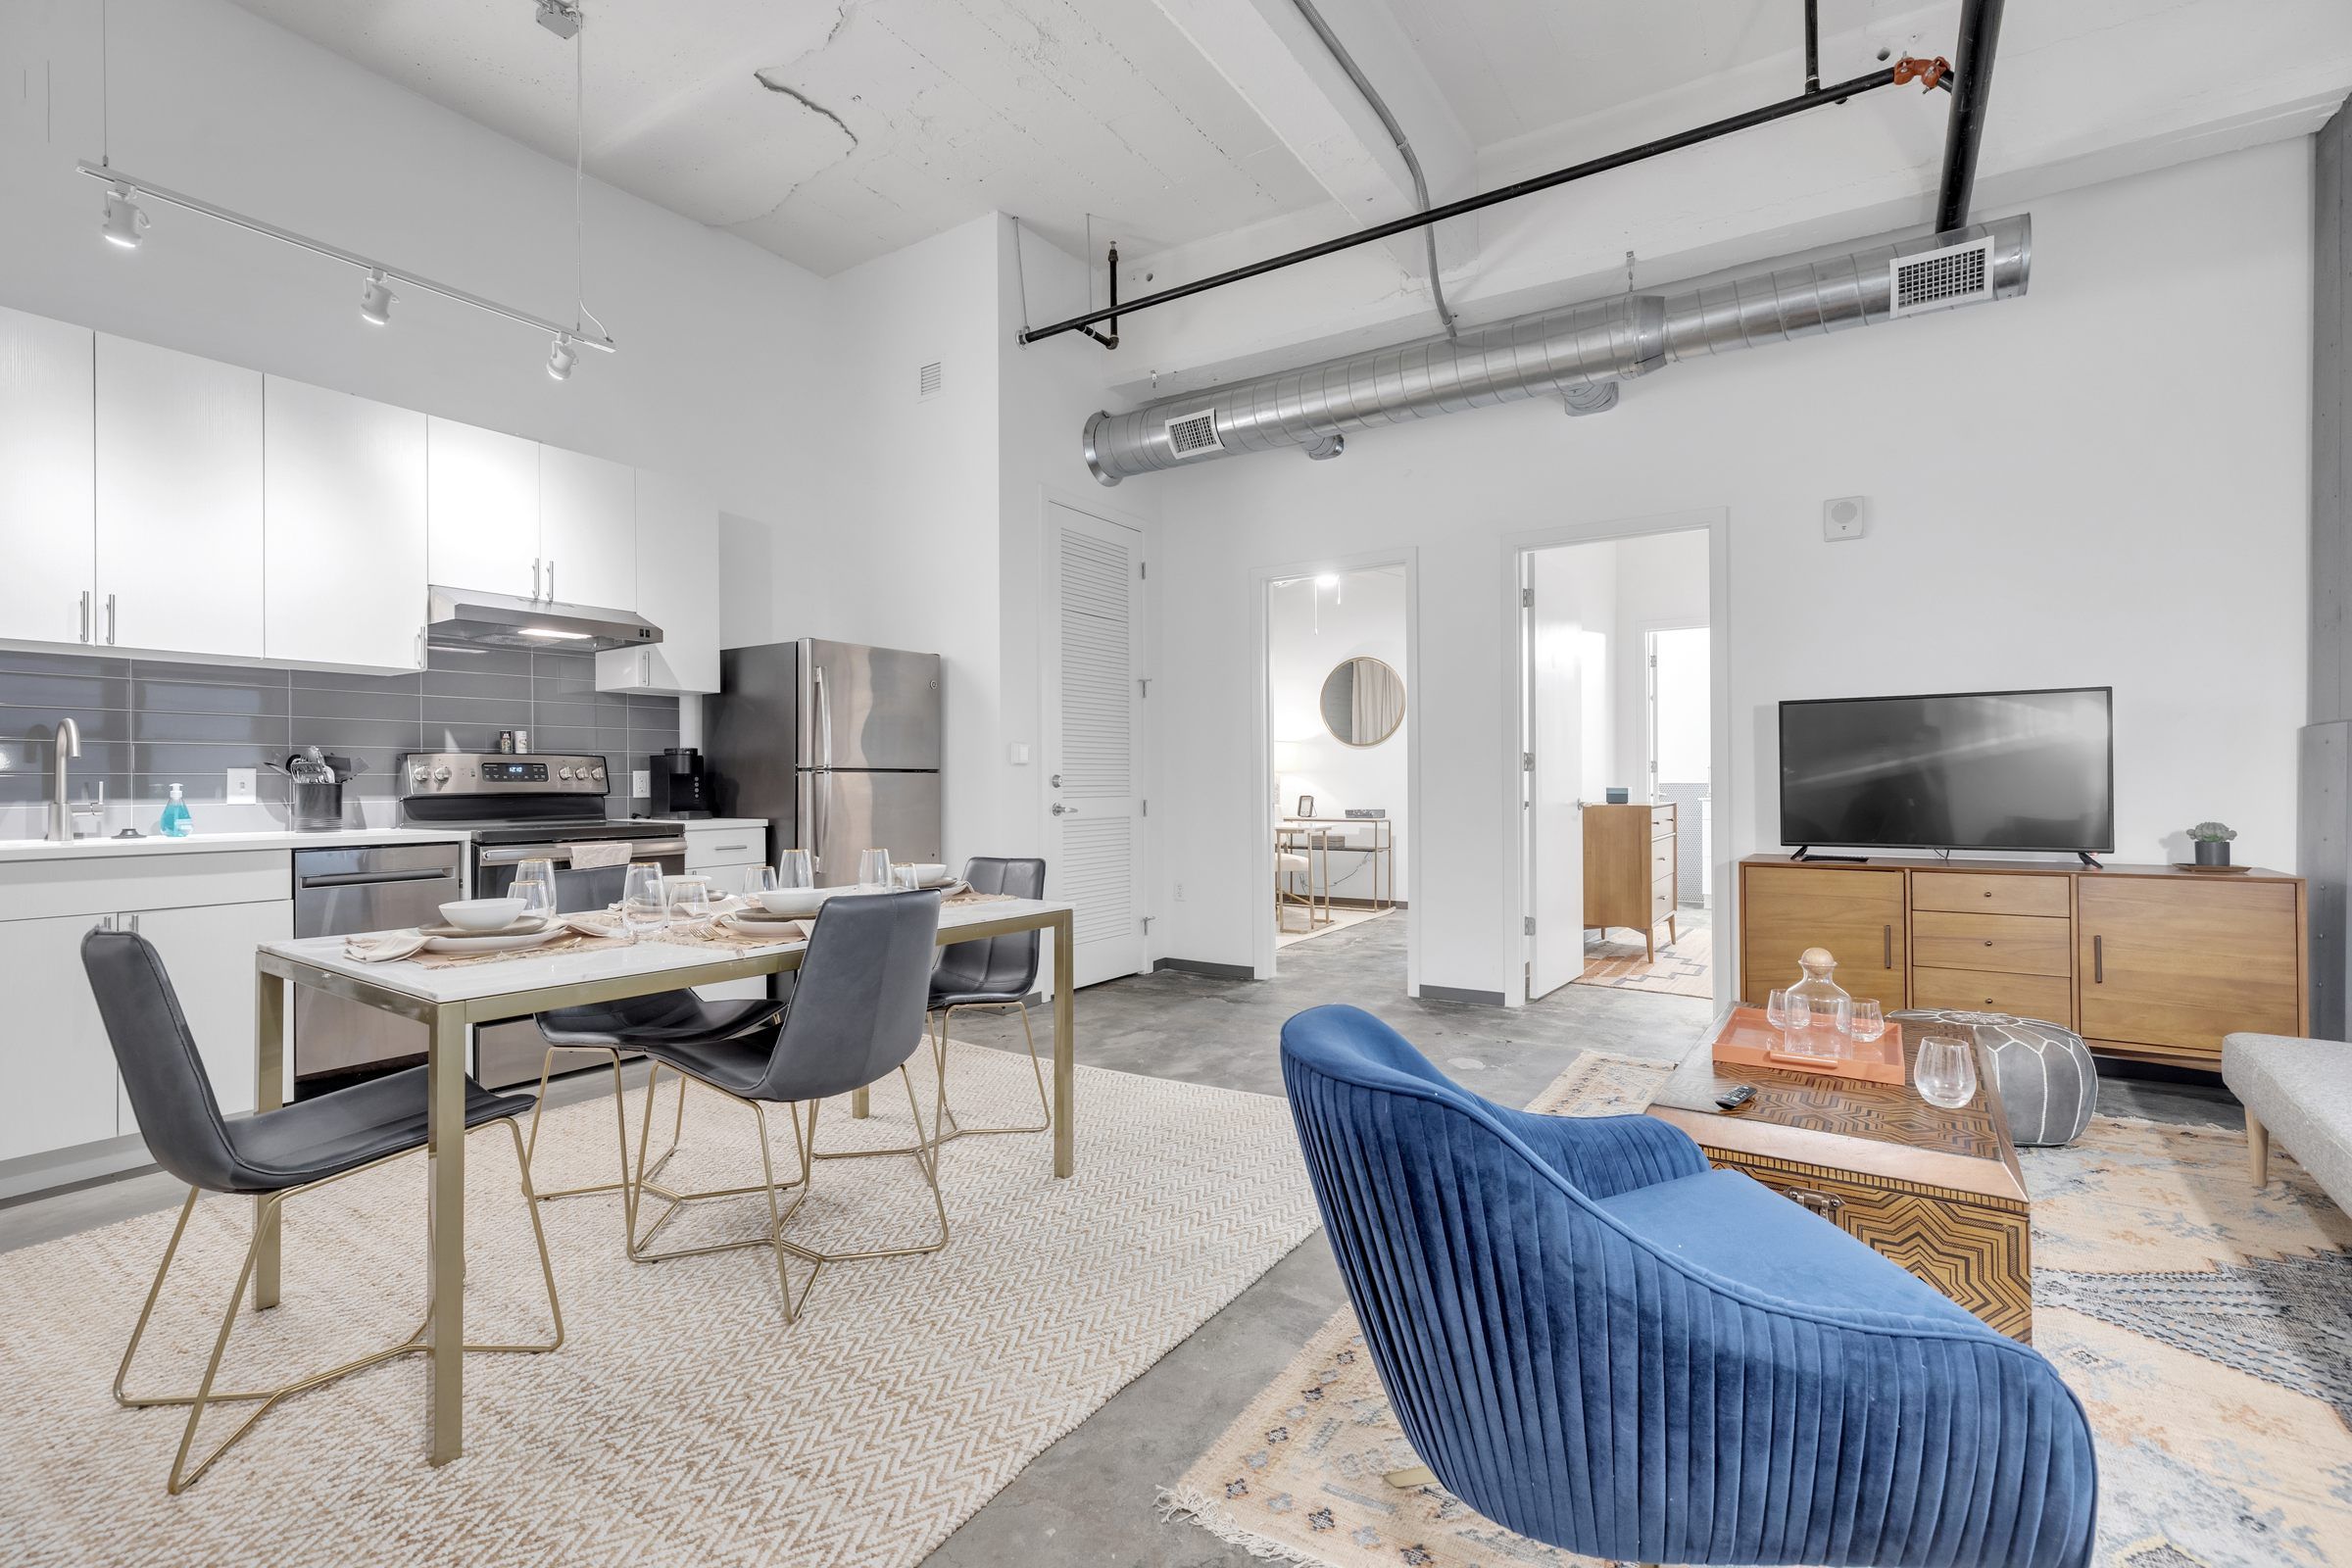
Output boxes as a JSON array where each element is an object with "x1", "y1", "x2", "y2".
[{"x1": 1888, "y1": 1009, "x2": 2098, "y2": 1147}]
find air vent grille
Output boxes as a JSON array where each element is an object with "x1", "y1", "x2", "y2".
[
  {"x1": 917, "y1": 361, "x2": 944, "y2": 401},
  {"x1": 1888, "y1": 237, "x2": 1995, "y2": 318},
  {"x1": 1164, "y1": 408, "x2": 1223, "y2": 458}
]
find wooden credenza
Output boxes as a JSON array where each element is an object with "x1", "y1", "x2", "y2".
[
  {"x1": 1738, "y1": 856, "x2": 2306, "y2": 1071},
  {"x1": 1586, "y1": 802, "x2": 1678, "y2": 959}
]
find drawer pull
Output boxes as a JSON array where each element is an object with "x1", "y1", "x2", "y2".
[
  {"x1": 2093, "y1": 934, "x2": 2103, "y2": 984},
  {"x1": 1984, "y1": 938, "x2": 1994, "y2": 947},
  {"x1": 1883, "y1": 923, "x2": 1892, "y2": 967},
  {"x1": 710, "y1": 843, "x2": 750, "y2": 853},
  {"x1": 1786, "y1": 1188, "x2": 1844, "y2": 1218}
]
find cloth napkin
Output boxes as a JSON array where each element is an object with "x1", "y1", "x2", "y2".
[
  {"x1": 344, "y1": 930, "x2": 430, "y2": 962},
  {"x1": 566, "y1": 841, "x2": 636, "y2": 871}
]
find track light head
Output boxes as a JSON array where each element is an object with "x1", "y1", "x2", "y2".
[
  {"x1": 359, "y1": 270, "x2": 397, "y2": 326},
  {"x1": 101, "y1": 182, "x2": 149, "y2": 250},
  {"x1": 547, "y1": 333, "x2": 578, "y2": 381}
]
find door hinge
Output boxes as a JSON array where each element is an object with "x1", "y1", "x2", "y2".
[
  {"x1": 1139, "y1": 561, "x2": 1149, "y2": 579},
  {"x1": 1523, "y1": 751, "x2": 1534, "y2": 772},
  {"x1": 1524, "y1": 915, "x2": 1536, "y2": 936},
  {"x1": 1142, "y1": 914, "x2": 1154, "y2": 932},
  {"x1": 1142, "y1": 799, "x2": 1149, "y2": 817},
  {"x1": 1521, "y1": 587, "x2": 1533, "y2": 608},
  {"x1": 1139, "y1": 677, "x2": 1151, "y2": 698}
]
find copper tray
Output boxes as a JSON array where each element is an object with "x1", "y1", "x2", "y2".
[{"x1": 1711, "y1": 1005, "x2": 1907, "y2": 1085}]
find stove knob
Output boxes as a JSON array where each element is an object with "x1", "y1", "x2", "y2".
[
  {"x1": 559, "y1": 765, "x2": 574, "y2": 780},
  {"x1": 409, "y1": 765, "x2": 429, "y2": 785},
  {"x1": 431, "y1": 766, "x2": 451, "y2": 784},
  {"x1": 590, "y1": 765, "x2": 607, "y2": 783}
]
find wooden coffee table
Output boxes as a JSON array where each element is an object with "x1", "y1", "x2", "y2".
[{"x1": 1644, "y1": 1011, "x2": 2033, "y2": 1341}]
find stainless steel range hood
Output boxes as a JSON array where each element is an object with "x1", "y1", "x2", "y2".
[{"x1": 424, "y1": 586, "x2": 662, "y2": 654}]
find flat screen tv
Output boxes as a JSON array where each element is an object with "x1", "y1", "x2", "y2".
[{"x1": 1779, "y1": 687, "x2": 2114, "y2": 855}]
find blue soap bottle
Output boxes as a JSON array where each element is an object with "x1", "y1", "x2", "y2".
[{"x1": 159, "y1": 782, "x2": 192, "y2": 838}]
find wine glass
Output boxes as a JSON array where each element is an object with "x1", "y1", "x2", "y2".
[
  {"x1": 620, "y1": 864, "x2": 668, "y2": 942},
  {"x1": 1914, "y1": 1034, "x2": 1980, "y2": 1108},
  {"x1": 858, "y1": 848, "x2": 892, "y2": 890},
  {"x1": 1848, "y1": 999, "x2": 1886, "y2": 1043},
  {"x1": 513, "y1": 857, "x2": 557, "y2": 922},
  {"x1": 775, "y1": 849, "x2": 813, "y2": 890}
]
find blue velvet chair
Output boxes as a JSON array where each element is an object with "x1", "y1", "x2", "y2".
[{"x1": 1280, "y1": 1004, "x2": 2098, "y2": 1568}]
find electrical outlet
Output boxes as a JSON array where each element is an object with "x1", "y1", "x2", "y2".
[
  {"x1": 630, "y1": 768, "x2": 651, "y2": 798},
  {"x1": 1173, "y1": 881, "x2": 1185, "y2": 902},
  {"x1": 225, "y1": 768, "x2": 258, "y2": 805}
]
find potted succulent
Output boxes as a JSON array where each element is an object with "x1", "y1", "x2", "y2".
[{"x1": 2188, "y1": 821, "x2": 2236, "y2": 867}]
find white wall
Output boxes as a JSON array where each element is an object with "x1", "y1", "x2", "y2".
[
  {"x1": 1608, "y1": 529, "x2": 1712, "y2": 793},
  {"x1": 1269, "y1": 569, "x2": 1409, "y2": 901},
  {"x1": 1149, "y1": 141, "x2": 2312, "y2": 999}
]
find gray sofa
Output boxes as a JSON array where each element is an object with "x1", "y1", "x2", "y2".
[{"x1": 2222, "y1": 1032, "x2": 2352, "y2": 1206}]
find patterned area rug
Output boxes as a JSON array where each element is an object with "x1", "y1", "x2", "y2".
[
  {"x1": 0, "y1": 1044, "x2": 1321, "y2": 1568},
  {"x1": 1279, "y1": 906, "x2": 1394, "y2": 950},
  {"x1": 1165, "y1": 1053, "x2": 2352, "y2": 1568},
  {"x1": 1573, "y1": 918, "x2": 1712, "y2": 999}
]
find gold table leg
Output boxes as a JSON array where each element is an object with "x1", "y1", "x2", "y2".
[
  {"x1": 1053, "y1": 908, "x2": 1075, "y2": 1178},
  {"x1": 425, "y1": 1005, "x2": 466, "y2": 1466},
  {"x1": 252, "y1": 969, "x2": 284, "y2": 1311}
]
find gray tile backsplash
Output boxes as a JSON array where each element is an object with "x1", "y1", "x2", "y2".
[{"x1": 0, "y1": 647, "x2": 680, "y2": 830}]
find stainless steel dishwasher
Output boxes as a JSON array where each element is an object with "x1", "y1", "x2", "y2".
[{"x1": 292, "y1": 842, "x2": 464, "y2": 1098}]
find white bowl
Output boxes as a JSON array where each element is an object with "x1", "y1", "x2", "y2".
[
  {"x1": 753, "y1": 887, "x2": 834, "y2": 918},
  {"x1": 906, "y1": 862, "x2": 950, "y2": 887},
  {"x1": 439, "y1": 898, "x2": 528, "y2": 932}
]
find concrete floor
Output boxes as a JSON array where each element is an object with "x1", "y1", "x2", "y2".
[{"x1": 1, "y1": 913, "x2": 2238, "y2": 1566}]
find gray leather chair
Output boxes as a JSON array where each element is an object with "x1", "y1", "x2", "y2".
[
  {"x1": 82, "y1": 928, "x2": 562, "y2": 1494},
  {"x1": 625, "y1": 888, "x2": 947, "y2": 1322},
  {"x1": 926, "y1": 856, "x2": 1049, "y2": 1140},
  {"x1": 526, "y1": 989, "x2": 785, "y2": 1243}
]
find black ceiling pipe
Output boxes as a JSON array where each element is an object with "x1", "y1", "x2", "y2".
[{"x1": 1934, "y1": 0, "x2": 2006, "y2": 231}]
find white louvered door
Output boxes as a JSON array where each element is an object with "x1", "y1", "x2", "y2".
[{"x1": 1044, "y1": 502, "x2": 1147, "y2": 988}]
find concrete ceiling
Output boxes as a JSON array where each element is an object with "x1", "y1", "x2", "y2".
[{"x1": 227, "y1": 0, "x2": 1337, "y2": 276}]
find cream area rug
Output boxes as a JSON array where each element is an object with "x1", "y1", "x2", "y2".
[
  {"x1": 0, "y1": 1043, "x2": 1321, "y2": 1568},
  {"x1": 1166, "y1": 1052, "x2": 2352, "y2": 1568}
]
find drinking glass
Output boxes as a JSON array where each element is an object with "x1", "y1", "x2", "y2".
[
  {"x1": 747, "y1": 865, "x2": 779, "y2": 897},
  {"x1": 1848, "y1": 999, "x2": 1886, "y2": 1043},
  {"x1": 891, "y1": 862, "x2": 922, "y2": 892},
  {"x1": 858, "y1": 848, "x2": 892, "y2": 890},
  {"x1": 620, "y1": 864, "x2": 668, "y2": 941},
  {"x1": 775, "y1": 849, "x2": 813, "y2": 890},
  {"x1": 1914, "y1": 1034, "x2": 1980, "y2": 1109},
  {"x1": 1765, "y1": 989, "x2": 1811, "y2": 1032},
  {"x1": 667, "y1": 874, "x2": 715, "y2": 924},
  {"x1": 512, "y1": 858, "x2": 558, "y2": 922}
]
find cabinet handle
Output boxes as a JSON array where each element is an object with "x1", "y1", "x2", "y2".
[
  {"x1": 1883, "y1": 923, "x2": 1892, "y2": 967},
  {"x1": 105, "y1": 592, "x2": 117, "y2": 645},
  {"x1": 1984, "y1": 938, "x2": 1994, "y2": 947},
  {"x1": 547, "y1": 560, "x2": 556, "y2": 602},
  {"x1": 78, "y1": 589, "x2": 90, "y2": 643},
  {"x1": 532, "y1": 558, "x2": 542, "y2": 601},
  {"x1": 123, "y1": 913, "x2": 139, "y2": 934},
  {"x1": 2092, "y1": 934, "x2": 2103, "y2": 984},
  {"x1": 710, "y1": 843, "x2": 749, "y2": 853},
  {"x1": 1786, "y1": 1187, "x2": 1845, "y2": 1218}
]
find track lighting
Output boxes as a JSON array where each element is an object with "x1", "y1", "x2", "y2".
[
  {"x1": 547, "y1": 334, "x2": 578, "y2": 381},
  {"x1": 101, "y1": 182, "x2": 148, "y2": 249},
  {"x1": 359, "y1": 269, "x2": 397, "y2": 325}
]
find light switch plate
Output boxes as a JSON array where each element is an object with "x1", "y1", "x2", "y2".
[
  {"x1": 1006, "y1": 741, "x2": 1032, "y2": 765},
  {"x1": 225, "y1": 768, "x2": 258, "y2": 805},
  {"x1": 631, "y1": 769, "x2": 651, "y2": 797}
]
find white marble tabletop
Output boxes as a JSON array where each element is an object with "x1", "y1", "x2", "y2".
[{"x1": 257, "y1": 895, "x2": 1073, "y2": 1005}]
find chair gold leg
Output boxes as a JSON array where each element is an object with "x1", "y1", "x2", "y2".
[
  {"x1": 168, "y1": 1197, "x2": 279, "y2": 1494},
  {"x1": 778, "y1": 1065, "x2": 951, "y2": 1267},
  {"x1": 114, "y1": 1187, "x2": 201, "y2": 1410},
  {"x1": 625, "y1": 1065, "x2": 810, "y2": 1269},
  {"x1": 522, "y1": 1047, "x2": 687, "y2": 1248}
]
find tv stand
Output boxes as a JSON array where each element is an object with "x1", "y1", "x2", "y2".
[
  {"x1": 1788, "y1": 847, "x2": 1870, "y2": 863},
  {"x1": 2077, "y1": 852, "x2": 2103, "y2": 868}
]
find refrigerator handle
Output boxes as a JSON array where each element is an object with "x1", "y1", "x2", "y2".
[
  {"x1": 812, "y1": 769, "x2": 829, "y2": 878},
  {"x1": 812, "y1": 663, "x2": 832, "y2": 771}
]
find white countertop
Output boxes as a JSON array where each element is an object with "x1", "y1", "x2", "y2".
[
  {"x1": 0, "y1": 826, "x2": 472, "y2": 864},
  {"x1": 259, "y1": 896, "x2": 1071, "y2": 1004}
]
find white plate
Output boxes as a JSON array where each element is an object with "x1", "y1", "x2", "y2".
[
  {"x1": 752, "y1": 886, "x2": 853, "y2": 918},
  {"x1": 417, "y1": 915, "x2": 550, "y2": 940},
  {"x1": 421, "y1": 926, "x2": 569, "y2": 956}
]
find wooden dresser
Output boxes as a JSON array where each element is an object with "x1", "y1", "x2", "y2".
[
  {"x1": 1585, "y1": 802, "x2": 1678, "y2": 959},
  {"x1": 1738, "y1": 856, "x2": 2307, "y2": 1070}
]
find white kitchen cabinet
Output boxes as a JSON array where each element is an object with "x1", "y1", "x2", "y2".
[
  {"x1": 0, "y1": 913, "x2": 117, "y2": 1163},
  {"x1": 539, "y1": 446, "x2": 635, "y2": 610},
  {"x1": 685, "y1": 825, "x2": 769, "y2": 1003},
  {"x1": 266, "y1": 377, "x2": 428, "y2": 671},
  {"x1": 116, "y1": 900, "x2": 292, "y2": 1126},
  {"x1": 427, "y1": 416, "x2": 541, "y2": 600},
  {"x1": 596, "y1": 468, "x2": 720, "y2": 694},
  {"x1": 0, "y1": 307, "x2": 96, "y2": 647},
  {"x1": 94, "y1": 334, "x2": 266, "y2": 658}
]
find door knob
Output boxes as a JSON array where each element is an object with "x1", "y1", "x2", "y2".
[{"x1": 1052, "y1": 804, "x2": 1076, "y2": 815}]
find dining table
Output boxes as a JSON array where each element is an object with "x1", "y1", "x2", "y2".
[{"x1": 248, "y1": 894, "x2": 1077, "y2": 1469}]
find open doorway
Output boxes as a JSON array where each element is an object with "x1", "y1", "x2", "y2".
[
  {"x1": 1521, "y1": 525, "x2": 1715, "y2": 1004},
  {"x1": 1266, "y1": 565, "x2": 1408, "y2": 966}
]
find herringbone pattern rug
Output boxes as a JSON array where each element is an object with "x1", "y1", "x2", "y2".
[{"x1": 0, "y1": 1043, "x2": 1320, "y2": 1567}]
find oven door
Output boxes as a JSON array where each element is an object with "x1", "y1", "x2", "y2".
[{"x1": 471, "y1": 837, "x2": 689, "y2": 1090}]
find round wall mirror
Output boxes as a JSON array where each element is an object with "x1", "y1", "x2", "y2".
[{"x1": 1320, "y1": 657, "x2": 1405, "y2": 747}]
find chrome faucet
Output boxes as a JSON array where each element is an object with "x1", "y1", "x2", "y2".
[{"x1": 46, "y1": 717, "x2": 80, "y2": 843}]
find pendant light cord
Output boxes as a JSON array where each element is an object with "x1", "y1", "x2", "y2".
[
  {"x1": 99, "y1": 0, "x2": 110, "y2": 169},
  {"x1": 571, "y1": 12, "x2": 609, "y2": 341}
]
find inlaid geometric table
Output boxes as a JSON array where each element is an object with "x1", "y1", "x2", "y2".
[{"x1": 1644, "y1": 1011, "x2": 2034, "y2": 1341}]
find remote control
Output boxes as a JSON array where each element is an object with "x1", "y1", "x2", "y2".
[{"x1": 1714, "y1": 1086, "x2": 1757, "y2": 1111}]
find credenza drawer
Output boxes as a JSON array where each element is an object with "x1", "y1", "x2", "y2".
[
  {"x1": 1652, "y1": 876, "x2": 1675, "y2": 918},
  {"x1": 1910, "y1": 872, "x2": 2070, "y2": 918},
  {"x1": 1651, "y1": 808, "x2": 1676, "y2": 839},
  {"x1": 1910, "y1": 965, "x2": 2072, "y2": 1021},
  {"x1": 1911, "y1": 911, "x2": 2072, "y2": 977},
  {"x1": 1651, "y1": 839, "x2": 1674, "y2": 877}
]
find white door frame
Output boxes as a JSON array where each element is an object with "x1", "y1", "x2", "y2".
[
  {"x1": 1501, "y1": 509, "x2": 1732, "y2": 1010},
  {"x1": 1250, "y1": 547, "x2": 1422, "y2": 990}
]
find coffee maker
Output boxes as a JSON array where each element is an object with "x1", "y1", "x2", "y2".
[{"x1": 649, "y1": 747, "x2": 713, "y2": 817}]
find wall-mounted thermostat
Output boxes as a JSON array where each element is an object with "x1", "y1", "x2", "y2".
[{"x1": 1823, "y1": 496, "x2": 1869, "y2": 541}]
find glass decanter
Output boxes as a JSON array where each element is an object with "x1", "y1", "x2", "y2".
[{"x1": 1788, "y1": 947, "x2": 1854, "y2": 1040}]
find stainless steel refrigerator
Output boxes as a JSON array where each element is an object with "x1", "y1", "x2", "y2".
[{"x1": 704, "y1": 639, "x2": 942, "y2": 883}]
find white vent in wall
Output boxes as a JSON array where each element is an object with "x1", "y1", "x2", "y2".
[
  {"x1": 1164, "y1": 408, "x2": 1223, "y2": 458},
  {"x1": 1888, "y1": 236, "x2": 1995, "y2": 319},
  {"x1": 917, "y1": 361, "x2": 944, "y2": 401}
]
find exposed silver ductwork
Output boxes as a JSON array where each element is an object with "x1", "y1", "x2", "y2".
[{"x1": 1083, "y1": 216, "x2": 2031, "y2": 485}]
